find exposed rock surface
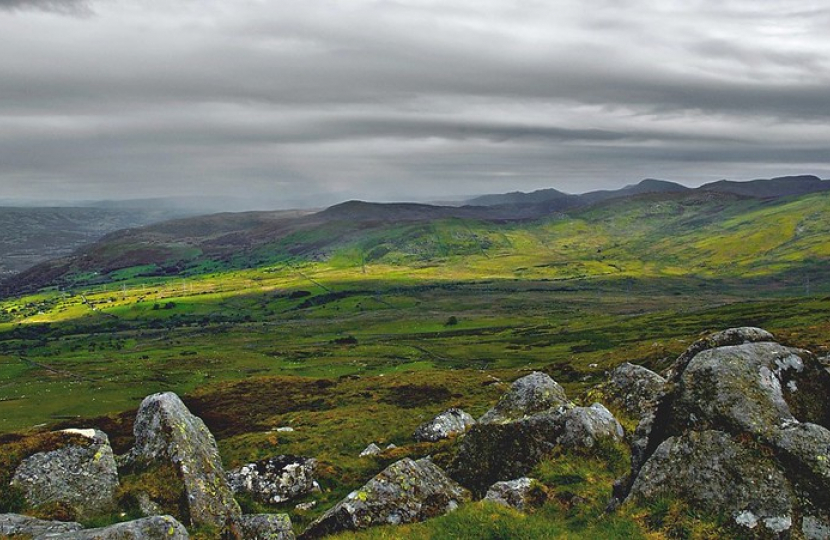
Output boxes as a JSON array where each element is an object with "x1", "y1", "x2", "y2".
[
  {"x1": 617, "y1": 327, "x2": 830, "y2": 537},
  {"x1": 358, "y1": 443, "x2": 382, "y2": 457},
  {"x1": 300, "y1": 458, "x2": 470, "y2": 539},
  {"x1": 413, "y1": 408, "x2": 476, "y2": 442},
  {"x1": 233, "y1": 514, "x2": 295, "y2": 540},
  {"x1": 484, "y1": 478, "x2": 547, "y2": 511},
  {"x1": 61, "y1": 515, "x2": 190, "y2": 540},
  {"x1": 479, "y1": 372, "x2": 568, "y2": 424},
  {"x1": 11, "y1": 429, "x2": 119, "y2": 519},
  {"x1": 127, "y1": 392, "x2": 241, "y2": 529},
  {"x1": 0, "y1": 513, "x2": 83, "y2": 537},
  {"x1": 227, "y1": 456, "x2": 317, "y2": 504},
  {"x1": 556, "y1": 403, "x2": 624, "y2": 449},
  {"x1": 604, "y1": 363, "x2": 666, "y2": 418}
]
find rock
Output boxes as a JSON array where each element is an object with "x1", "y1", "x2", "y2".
[
  {"x1": 233, "y1": 514, "x2": 295, "y2": 540},
  {"x1": 448, "y1": 412, "x2": 563, "y2": 497},
  {"x1": 626, "y1": 430, "x2": 796, "y2": 534},
  {"x1": 300, "y1": 458, "x2": 470, "y2": 539},
  {"x1": 557, "y1": 403, "x2": 624, "y2": 449},
  {"x1": 616, "y1": 328, "x2": 830, "y2": 538},
  {"x1": 295, "y1": 501, "x2": 317, "y2": 512},
  {"x1": 385, "y1": 444, "x2": 397, "y2": 450},
  {"x1": 413, "y1": 408, "x2": 476, "y2": 442},
  {"x1": 484, "y1": 478, "x2": 548, "y2": 511},
  {"x1": 61, "y1": 515, "x2": 189, "y2": 539},
  {"x1": 667, "y1": 326, "x2": 776, "y2": 378},
  {"x1": 479, "y1": 372, "x2": 568, "y2": 424},
  {"x1": 604, "y1": 363, "x2": 666, "y2": 418},
  {"x1": 359, "y1": 443, "x2": 382, "y2": 457},
  {"x1": 136, "y1": 492, "x2": 163, "y2": 517},
  {"x1": 10, "y1": 429, "x2": 119, "y2": 519},
  {"x1": 227, "y1": 456, "x2": 318, "y2": 504},
  {"x1": 672, "y1": 342, "x2": 810, "y2": 436},
  {"x1": 128, "y1": 392, "x2": 241, "y2": 529},
  {"x1": 0, "y1": 513, "x2": 83, "y2": 537}
]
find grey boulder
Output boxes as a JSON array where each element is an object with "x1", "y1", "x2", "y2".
[
  {"x1": 479, "y1": 371, "x2": 568, "y2": 424},
  {"x1": 413, "y1": 408, "x2": 476, "y2": 442},
  {"x1": 300, "y1": 458, "x2": 470, "y2": 539},
  {"x1": 556, "y1": 403, "x2": 624, "y2": 449},
  {"x1": 0, "y1": 513, "x2": 83, "y2": 537},
  {"x1": 127, "y1": 392, "x2": 241, "y2": 529},
  {"x1": 232, "y1": 514, "x2": 295, "y2": 540},
  {"x1": 60, "y1": 515, "x2": 190, "y2": 540},
  {"x1": 11, "y1": 429, "x2": 119, "y2": 519},
  {"x1": 604, "y1": 363, "x2": 666, "y2": 419},
  {"x1": 484, "y1": 478, "x2": 547, "y2": 511}
]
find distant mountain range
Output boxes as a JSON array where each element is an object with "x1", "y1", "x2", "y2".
[
  {"x1": 465, "y1": 175, "x2": 828, "y2": 207},
  {"x1": 2, "y1": 174, "x2": 829, "y2": 295}
]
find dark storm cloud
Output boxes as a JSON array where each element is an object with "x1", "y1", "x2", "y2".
[{"x1": 0, "y1": 0, "x2": 828, "y2": 205}]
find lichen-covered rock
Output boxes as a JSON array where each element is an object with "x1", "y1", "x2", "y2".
[
  {"x1": 672, "y1": 342, "x2": 810, "y2": 436},
  {"x1": 483, "y1": 478, "x2": 548, "y2": 511},
  {"x1": 556, "y1": 403, "x2": 624, "y2": 449},
  {"x1": 233, "y1": 514, "x2": 295, "y2": 540},
  {"x1": 359, "y1": 443, "x2": 382, "y2": 457},
  {"x1": 479, "y1": 372, "x2": 568, "y2": 424},
  {"x1": 413, "y1": 408, "x2": 476, "y2": 442},
  {"x1": 0, "y1": 513, "x2": 83, "y2": 537},
  {"x1": 616, "y1": 328, "x2": 830, "y2": 538},
  {"x1": 11, "y1": 429, "x2": 119, "y2": 519},
  {"x1": 61, "y1": 515, "x2": 189, "y2": 539},
  {"x1": 448, "y1": 412, "x2": 563, "y2": 497},
  {"x1": 667, "y1": 327, "x2": 776, "y2": 378},
  {"x1": 626, "y1": 430, "x2": 796, "y2": 534},
  {"x1": 300, "y1": 458, "x2": 470, "y2": 539},
  {"x1": 604, "y1": 363, "x2": 666, "y2": 419},
  {"x1": 227, "y1": 456, "x2": 318, "y2": 504},
  {"x1": 127, "y1": 392, "x2": 241, "y2": 529}
]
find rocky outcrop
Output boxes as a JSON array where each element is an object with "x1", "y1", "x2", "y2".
[
  {"x1": 127, "y1": 392, "x2": 241, "y2": 529},
  {"x1": 413, "y1": 408, "x2": 476, "y2": 442},
  {"x1": 617, "y1": 328, "x2": 830, "y2": 537},
  {"x1": 479, "y1": 372, "x2": 568, "y2": 424},
  {"x1": 484, "y1": 478, "x2": 548, "y2": 511},
  {"x1": 227, "y1": 456, "x2": 318, "y2": 504},
  {"x1": 232, "y1": 514, "x2": 295, "y2": 540},
  {"x1": 300, "y1": 458, "x2": 470, "y2": 539},
  {"x1": 62, "y1": 515, "x2": 190, "y2": 539},
  {"x1": 0, "y1": 513, "x2": 83, "y2": 537},
  {"x1": 10, "y1": 429, "x2": 119, "y2": 520}
]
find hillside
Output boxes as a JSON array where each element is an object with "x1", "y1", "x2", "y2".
[{"x1": 0, "y1": 206, "x2": 203, "y2": 279}]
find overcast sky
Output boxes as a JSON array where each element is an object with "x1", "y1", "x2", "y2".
[{"x1": 1, "y1": 0, "x2": 829, "y2": 208}]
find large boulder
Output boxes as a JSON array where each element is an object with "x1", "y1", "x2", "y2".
[
  {"x1": 227, "y1": 456, "x2": 318, "y2": 504},
  {"x1": 617, "y1": 328, "x2": 830, "y2": 537},
  {"x1": 413, "y1": 408, "x2": 476, "y2": 442},
  {"x1": 62, "y1": 515, "x2": 190, "y2": 539},
  {"x1": 10, "y1": 429, "x2": 119, "y2": 519},
  {"x1": 232, "y1": 514, "x2": 295, "y2": 540},
  {"x1": 483, "y1": 477, "x2": 548, "y2": 511},
  {"x1": 604, "y1": 363, "x2": 666, "y2": 419},
  {"x1": 448, "y1": 412, "x2": 563, "y2": 497},
  {"x1": 300, "y1": 458, "x2": 470, "y2": 539},
  {"x1": 479, "y1": 372, "x2": 568, "y2": 424},
  {"x1": 556, "y1": 403, "x2": 624, "y2": 449},
  {"x1": 626, "y1": 430, "x2": 796, "y2": 535},
  {"x1": 0, "y1": 513, "x2": 83, "y2": 537},
  {"x1": 127, "y1": 392, "x2": 241, "y2": 529}
]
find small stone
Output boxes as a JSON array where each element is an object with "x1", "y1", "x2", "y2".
[
  {"x1": 413, "y1": 408, "x2": 476, "y2": 442},
  {"x1": 295, "y1": 501, "x2": 318, "y2": 511},
  {"x1": 479, "y1": 372, "x2": 568, "y2": 424},
  {"x1": 484, "y1": 478, "x2": 548, "y2": 511},
  {"x1": 359, "y1": 443, "x2": 382, "y2": 457},
  {"x1": 228, "y1": 455, "x2": 318, "y2": 504}
]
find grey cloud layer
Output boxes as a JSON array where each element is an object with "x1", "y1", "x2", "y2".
[{"x1": 0, "y1": 0, "x2": 828, "y2": 204}]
